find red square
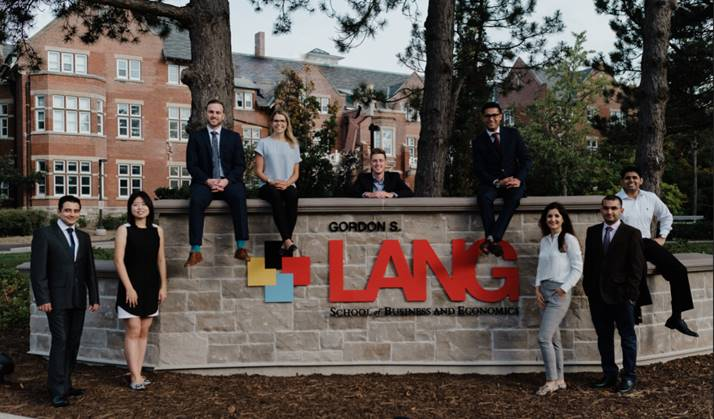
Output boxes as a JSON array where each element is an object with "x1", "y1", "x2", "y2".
[{"x1": 281, "y1": 256, "x2": 311, "y2": 286}]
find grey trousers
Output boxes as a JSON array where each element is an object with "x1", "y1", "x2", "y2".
[{"x1": 538, "y1": 280, "x2": 573, "y2": 381}]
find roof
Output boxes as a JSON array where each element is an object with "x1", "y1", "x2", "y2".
[
  {"x1": 533, "y1": 67, "x2": 594, "y2": 87},
  {"x1": 1, "y1": 44, "x2": 14, "y2": 61},
  {"x1": 162, "y1": 28, "x2": 412, "y2": 105}
]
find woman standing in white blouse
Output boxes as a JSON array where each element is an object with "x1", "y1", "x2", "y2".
[{"x1": 534, "y1": 202, "x2": 583, "y2": 395}]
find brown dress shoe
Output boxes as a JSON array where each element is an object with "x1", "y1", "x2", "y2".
[
  {"x1": 234, "y1": 248, "x2": 251, "y2": 261},
  {"x1": 184, "y1": 252, "x2": 203, "y2": 267}
]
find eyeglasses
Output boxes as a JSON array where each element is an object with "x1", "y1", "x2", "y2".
[{"x1": 483, "y1": 113, "x2": 501, "y2": 119}]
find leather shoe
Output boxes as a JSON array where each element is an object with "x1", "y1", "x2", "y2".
[
  {"x1": 665, "y1": 317, "x2": 699, "y2": 337},
  {"x1": 51, "y1": 396, "x2": 69, "y2": 407},
  {"x1": 590, "y1": 375, "x2": 618, "y2": 389},
  {"x1": 479, "y1": 240, "x2": 491, "y2": 255},
  {"x1": 616, "y1": 377, "x2": 636, "y2": 394},
  {"x1": 234, "y1": 248, "x2": 251, "y2": 261},
  {"x1": 490, "y1": 242, "x2": 504, "y2": 257},
  {"x1": 184, "y1": 251, "x2": 203, "y2": 267},
  {"x1": 67, "y1": 387, "x2": 85, "y2": 397}
]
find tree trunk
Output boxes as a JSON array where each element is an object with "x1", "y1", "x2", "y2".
[
  {"x1": 414, "y1": 0, "x2": 455, "y2": 197},
  {"x1": 182, "y1": 0, "x2": 234, "y2": 131},
  {"x1": 636, "y1": 0, "x2": 676, "y2": 195}
]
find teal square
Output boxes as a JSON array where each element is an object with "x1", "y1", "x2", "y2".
[{"x1": 264, "y1": 273, "x2": 294, "y2": 303}]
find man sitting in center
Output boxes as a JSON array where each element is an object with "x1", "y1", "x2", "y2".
[{"x1": 352, "y1": 148, "x2": 414, "y2": 198}]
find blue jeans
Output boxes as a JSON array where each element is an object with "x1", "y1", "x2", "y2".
[{"x1": 589, "y1": 300, "x2": 638, "y2": 379}]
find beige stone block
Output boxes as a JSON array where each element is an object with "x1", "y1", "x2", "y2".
[
  {"x1": 346, "y1": 245, "x2": 367, "y2": 265},
  {"x1": 573, "y1": 341, "x2": 600, "y2": 362},
  {"x1": 248, "y1": 332, "x2": 274, "y2": 343},
  {"x1": 84, "y1": 301, "x2": 119, "y2": 329},
  {"x1": 307, "y1": 285, "x2": 328, "y2": 300},
  {"x1": 30, "y1": 315, "x2": 50, "y2": 334},
  {"x1": 297, "y1": 234, "x2": 332, "y2": 264},
  {"x1": 196, "y1": 313, "x2": 236, "y2": 332},
  {"x1": 239, "y1": 343, "x2": 274, "y2": 362},
  {"x1": 342, "y1": 232, "x2": 387, "y2": 246},
  {"x1": 208, "y1": 333, "x2": 247, "y2": 345},
  {"x1": 187, "y1": 292, "x2": 222, "y2": 312},
  {"x1": 276, "y1": 331, "x2": 319, "y2": 351},
  {"x1": 368, "y1": 322, "x2": 415, "y2": 342},
  {"x1": 443, "y1": 214, "x2": 471, "y2": 232},
  {"x1": 415, "y1": 331, "x2": 434, "y2": 341},
  {"x1": 208, "y1": 345, "x2": 240, "y2": 363},
  {"x1": 637, "y1": 325, "x2": 670, "y2": 356},
  {"x1": 161, "y1": 291, "x2": 187, "y2": 312},
  {"x1": 320, "y1": 331, "x2": 343, "y2": 349},
  {"x1": 294, "y1": 310, "x2": 327, "y2": 330},
  {"x1": 30, "y1": 334, "x2": 50, "y2": 354},
  {"x1": 391, "y1": 342, "x2": 435, "y2": 361},
  {"x1": 502, "y1": 229, "x2": 525, "y2": 244},
  {"x1": 328, "y1": 315, "x2": 368, "y2": 330},
  {"x1": 171, "y1": 277, "x2": 221, "y2": 292},
  {"x1": 436, "y1": 330, "x2": 491, "y2": 361},
  {"x1": 401, "y1": 214, "x2": 447, "y2": 242},
  {"x1": 309, "y1": 214, "x2": 375, "y2": 234},
  {"x1": 477, "y1": 311, "x2": 521, "y2": 328},
  {"x1": 236, "y1": 301, "x2": 293, "y2": 332},
  {"x1": 80, "y1": 329, "x2": 107, "y2": 348},
  {"x1": 204, "y1": 215, "x2": 234, "y2": 234},
  {"x1": 159, "y1": 333, "x2": 208, "y2": 366},
  {"x1": 310, "y1": 265, "x2": 329, "y2": 286},
  {"x1": 222, "y1": 278, "x2": 261, "y2": 299},
  {"x1": 343, "y1": 342, "x2": 390, "y2": 361},
  {"x1": 492, "y1": 330, "x2": 527, "y2": 350},
  {"x1": 561, "y1": 308, "x2": 595, "y2": 330},
  {"x1": 106, "y1": 330, "x2": 124, "y2": 349},
  {"x1": 493, "y1": 349, "x2": 539, "y2": 361},
  {"x1": 294, "y1": 299, "x2": 320, "y2": 310},
  {"x1": 415, "y1": 315, "x2": 457, "y2": 330},
  {"x1": 344, "y1": 331, "x2": 367, "y2": 342}
]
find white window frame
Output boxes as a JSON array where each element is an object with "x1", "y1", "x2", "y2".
[
  {"x1": 503, "y1": 109, "x2": 514, "y2": 127},
  {"x1": 75, "y1": 54, "x2": 87, "y2": 75},
  {"x1": 35, "y1": 96, "x2": 46, "y2": 131},
  {"x1": 242, "y1": 126, "x2": 261, "y2": 148},
  {"x1": 168, "y1": 64, "x2": 187, "y2": 85},
  {"x1": 406, "y1": 136, "x2": 417, "y2": 169},
  {"x1": 168, "y1": 164, "x2": 191, "y2": 189},
  {"x1": 117, "y1": 103, "x2": 142, "y2": 139},
  {"x1": 61, "y1": 52, "x2": 74, "y2": 73},
  {"x1": 586, "y1": 136, "x2": 599, "y2": 151},
  {"x1": 0, "y1": 104, "x2": 8, "y2": 138},
  {"x1": 168, "y1": 106, "x2": 190, "y2": 141},
  {"x1": 47, "y1": 51, "x2": 60, "y2": 72},
  {"x1": 129, "y1": 59, "x2": 141, "y2": 81},
  {"x1": 375, "y1": 127, "x2": 395, "y2": 156},
  {"x1": 96, "y1": 99, "x2": 104, "y2": 135},
  {"x1": 235, "y1": 91, "x2": 253, "y2": 110},
  {"x1": 318, "y1": 96, "x2": 330, "y2": 114},
  {"x1": 35, "y1": 160, "x2": 47, "y2": 196},
  {"x1": 117, "y1": 163, "x2": 143, "y2": 198}
]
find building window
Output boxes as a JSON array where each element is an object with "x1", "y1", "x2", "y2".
[
  {"x1": 118, "y1": 163, "x2": 142, "y2": 198},
  {"x1": 168, "y1": 106, "x2": 190, "y2": 141},
  {"x1": 35, "y1": 160, "x2": 47, "y2": 196},
  {"x1": 35, "y1": 96, "x2": 46, "y2": 131},
  {"x1": 75, "y1": 54, "x2": 87, "y2": 74},
  {"x1": 586, "y1": 136, "x2": 599, "y2": 151},
  {"x1": 404, "y1": 103, "x2": 419, "y2": 122},
  {"x1": 503, "y1": 109, "x2": 514, "y2": 127},
  {"x1": 116, "y1": 58, "x2": 141, "y2": 81},
  {"x1": 117, "y1": 103, "x2": 142, "y2": 139},
  {"x1": 406, "y1": 136, "x2": 417, "y2": 168},
  {"x1": 61, "y1": 52, "x2": 74, "y2": 73},
  {"x1": 318, "y1": 97, "x2": 329, "y2": 114},
  {"x1": 47, "y1": 51, "x2": 60, "y2": 72},
  {"x1": 235, "y1": 91, "x2": 253, "y2": 110},
  {"x1": 0, "y1": 104, "x2": 8, "y2": 138},
  {"x1": 374, "y1": 127, "x2": 395, "y2": 156},
  {"x1": 168, "y1": 64, "x2": 187, "y2": 85},
  {"x1": 51, "y1": 95, "x2": 91, "y2": 134},
  {"x1": 609, "y1": 109, "x2": 624, "y2": 126},
  {"x1": 53, "y1": 160, "x2": 65, "y2": 196},
  {"x1": 96, "y1": 99, "x2": 104, "y2": 135},
  {"x1": 80, "y1": 161, "x2": 91, "y2": 196},
  {"x1": 242, "y1": 126, "x2": 262, "y2": 148},
  {"x1": 586, "y1": 106, "x2": 598, "y2": 120},
  {"x1": 168, "y1": 165, "x2": 191, "y2": 189},
  {"x1": 78, "y1": 97, "x2": 91, "y2": 134}
]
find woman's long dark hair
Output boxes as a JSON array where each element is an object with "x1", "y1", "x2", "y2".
[
  {"x1": 538, "y1": 202, "x2": 574, "y2": 253},
  {"x1": 127, "y1": 190, "x2": 155, "y2": 227}
]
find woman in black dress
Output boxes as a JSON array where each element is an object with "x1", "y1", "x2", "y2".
[{"x1": 114, "y1": 191, "x2": 167, "y2": 390}]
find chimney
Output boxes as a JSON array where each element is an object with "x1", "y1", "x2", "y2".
[{"x1": 254, "y1": 32, "x2": 265, "y2": 57}]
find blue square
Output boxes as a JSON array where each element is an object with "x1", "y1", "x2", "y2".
[{"x1": 264, "y1": 273, "x2": 294, "y2": 303}]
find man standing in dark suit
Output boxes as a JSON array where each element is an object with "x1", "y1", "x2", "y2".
[
  {"x1": 185, "y1": 99, "x2": 250, "y2": 266},
  {"x1": 584, "y1": 195, "x2": 644, "y2": 394},
  {"x1": 472, "y1": 102, "x2": 532, "y2": 256},
  {"x1": 352, "y1": 148, "x2": 414, "y2": 198},
  {"x1": 30, "y1": 195, "x2": 99, "y2": 407}
]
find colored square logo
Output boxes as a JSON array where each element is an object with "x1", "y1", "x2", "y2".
[
  {"x1": 282, "y1": 256, "x2": 311, "y2": 286},
  {"x1": 247, "y1": 257, "x2": 277, "y2": 286},
  {"x1": 264, "y1": 273, "x2": 294, "y2": 303}
]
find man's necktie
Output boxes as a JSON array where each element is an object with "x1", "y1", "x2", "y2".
[
  {"x1": 492, "y1": 132, "x2": 501, "y2": 150},
  {"x1": 603, "y1": 226, "x2": 613, "y2": 253},
  {"x1": 210, "y1": 131, "x2": 221, "y2": 179},
  {"x1": 67, "y1": 228, "x2": 76, "y2": 261}
]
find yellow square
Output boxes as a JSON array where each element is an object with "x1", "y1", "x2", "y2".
[{"x1": 247, "y1": 257, "x2": 277, "y2": 286}]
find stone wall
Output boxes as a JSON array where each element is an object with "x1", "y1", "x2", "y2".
[{"x1": 25, "y1": 197, "x2": 713, "y2": 374}]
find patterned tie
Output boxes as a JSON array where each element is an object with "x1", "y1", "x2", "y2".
[
  {"x1": 492, "y1": 132, "x2": 501, "y2": 150},
  {"x1": 603, "y1": 226, "x2": 613, "y2": 253},
  {"x1": 67, "y1": 227, "x2": 76, "y2": 261},
  {"x1": 210, "y1": 131, "x2": 221, "y2": 179}
]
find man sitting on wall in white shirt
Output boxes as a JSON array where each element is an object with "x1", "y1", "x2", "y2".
[{"x1": 616, "y1": 166, "x2": 698, "y2": 337}]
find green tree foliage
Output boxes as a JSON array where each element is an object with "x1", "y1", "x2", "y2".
[
  {"x1": 520, "y1": 33, "x2": 612, "y2": 196},
  {"x1": 273, "y1": 68, "x2": 340, "y2": 197}
]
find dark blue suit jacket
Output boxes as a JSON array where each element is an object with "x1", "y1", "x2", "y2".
[
  {"x1": 186, "y1": 127, "x2": 246, "y2": 185},
  {"x1": 471, "y1": 126, "x2": 532, "y2": 187}
]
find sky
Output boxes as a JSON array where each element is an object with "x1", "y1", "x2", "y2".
[{"x1": 29, "y1": 0, "x2": 618, "y2": 75}]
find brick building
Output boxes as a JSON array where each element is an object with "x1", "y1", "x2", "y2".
[
  {"x1": 498, "y1": 57, "x2": 622, "y2": 151},
  {"x1": 0, "y1": 19, "x2": 422, "y2": 212}
]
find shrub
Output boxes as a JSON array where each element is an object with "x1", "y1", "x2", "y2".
[
  {"x1": 0, "y1": 209, "x2": 48, "y2": 236},
  {"x1": 155, "y1": 185, "x2": 191, "y2": 199},
  {"x1": 48, "y1": 214, "x2": 88, "y2": 228},
  {"x1": 100, "y1": 213, "x2": 128, "y2": 230},
  {"x1": 669, "y1": 220, "x2": 713, "y2": 241},
  {"x1": 0, "y1": 267, "x2": 29, "y2": 330}
]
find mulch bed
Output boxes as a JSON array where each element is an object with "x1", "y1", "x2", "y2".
[{"x1": 0, "y1": 327, "x2": 711, "y2": 418}]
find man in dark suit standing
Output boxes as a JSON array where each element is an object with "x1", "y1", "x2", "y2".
[
  {"x1": 185, "y1": 99, "x2": 250, "y2": 266},
  {"x1": 30, "y1": 195, "x2": 99, "y2": 407},
  {"x1": 352, "y1": 148, "x2": 414, "y2": 198},
  {"x1": 584, "y1": 195, "x2": 644, "y2": 394},
  {"x1": 472, "y1": 102, "x2": 532, "y2": 256}
]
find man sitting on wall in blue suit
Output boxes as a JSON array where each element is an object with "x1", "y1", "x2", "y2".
[{"x1": 472, "y1": 102, "x2": 532, "y2": 257}]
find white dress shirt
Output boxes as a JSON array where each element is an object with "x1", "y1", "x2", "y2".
[
  {"x1": 207, "y1": 126, "x2": 224, "y2": 177},
  {"x1": 535, "y1": 232, "x2": 583, "y2": 292},
  {"x1": 57, "y1": 219, "x2": 78, "y2": 261},
  {"x1": 616, "y1": 189, "x2": 673, "y2": 239}
]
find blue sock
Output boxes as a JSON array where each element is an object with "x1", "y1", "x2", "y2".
[
  {"x1": 236, "y1": 240, "x2": 246, "y2": 249},
  {"x1": 191, "y1": 245, "x2": 201, "y2": 253}
]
